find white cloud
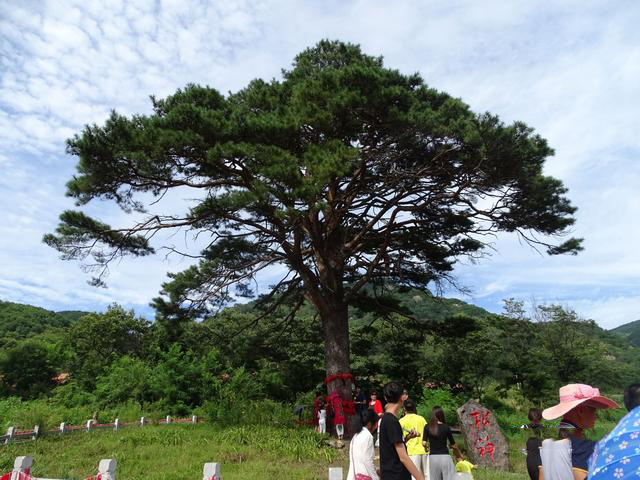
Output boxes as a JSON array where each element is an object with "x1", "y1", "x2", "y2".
[{"x1": 0, "y1": 0, "x2": 638, "y2": 328}]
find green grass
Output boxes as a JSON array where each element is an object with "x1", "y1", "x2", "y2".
[
  {"x1": 0, "y1": 424, "x2": 346, "y2": 479},
  {"x1": 0, "y1": 418, "x2": 621, "y2": 479}
]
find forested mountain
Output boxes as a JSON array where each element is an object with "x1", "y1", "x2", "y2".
[
  {"x1": 611, "y1": 319, "x2": 640, "y2": 347},
  {"x1": 0, "y1": 300, "x2": 89, "y2": 348}
]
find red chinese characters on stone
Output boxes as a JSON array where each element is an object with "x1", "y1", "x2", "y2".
[
  {"x1": 475, "y1": 435, "x2": 496, "y2": 462},
  {"x1": 470, "y1": 410, "x2": 491, "y2": 430}
]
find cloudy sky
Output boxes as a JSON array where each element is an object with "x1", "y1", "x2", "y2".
[{"x1": 1, "y1": 0, "x2": 638, "y2": 328}]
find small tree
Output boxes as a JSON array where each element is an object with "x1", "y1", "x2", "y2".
[{"x1": 45, "y1": 40, "x2": 582, "y2": 401}]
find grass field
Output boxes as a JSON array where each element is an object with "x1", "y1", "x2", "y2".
[
  {"x1": 0, "y1": 424, "x2": 344, "y2": 479},
  {"x1": 0, "y1": 419, "x2": 620, "y2": 479}
]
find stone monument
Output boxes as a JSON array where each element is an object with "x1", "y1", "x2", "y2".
[{"x1": 457, "y1": 400, "x2": 509, "y2": 470}]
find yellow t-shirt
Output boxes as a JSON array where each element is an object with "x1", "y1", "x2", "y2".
[
  {"x1": 456, "y1": 460, "x2": 475, "y2": 473},
  {"x1": 399, "y1": 413, "x2": 427, "y2": 456}
]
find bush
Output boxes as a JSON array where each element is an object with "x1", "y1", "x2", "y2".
[
  {"x1": 0, "y1": 397, "x2": 94, "y2": 430},
  {"x1": 417, "y1": 387, "x2": 463, "y2": 424}
]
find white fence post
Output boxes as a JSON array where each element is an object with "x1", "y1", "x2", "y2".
[
  {"x1": 165, "y1": 415, "x2": 171, "y2": 424},
  {"x1": 203, "y1": 462, "x2": 221, "y2": 480},
  {"x1": 87, "y1": 420, "x2": 93, "y2": 432},
  {"x1": 11, "y1": 456, "x2": 33, "y2": 480},
  {"x1": 140, "y1": 416, "x2": 145, "y2": 427},
  {"x1": 114, "y1": 418, "x2": 119, "y2": 431},
  {"x1": 5, "y1": 427, "x2": 14, "y2": 445},
  {"x1": 328, "y1": 467, "x2": 343, "y2": 480},
  {"x1": 98, "y1": 458, "x2": 117, "y2": 480},
  {"x1": 192, "y1": 415, "x2": 197, "y2": 424},
  {"x1": 32, "y1": 425, "x2": 39, "y2": 440},
  {"x1": 59, "y1": 422, "x2": 65, "y2": 434}
]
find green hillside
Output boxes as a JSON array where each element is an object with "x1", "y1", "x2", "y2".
[
  {"x1": 0, "y1": 300, "x2": 90, "y2": 348},
  {"x1": 611, "y1": 319, "x2": 640, "y2": 347}
]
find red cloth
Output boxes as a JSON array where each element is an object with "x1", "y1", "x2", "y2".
[
  {"x1": 343, "y1": 400, "x2": 356, "y2": 415},
  {"x1": 369, "y1": 400, "x2": 383, "y2": 415},
  {"x1": 329, "y1": 391, "x2": 345, "y2": 425}
]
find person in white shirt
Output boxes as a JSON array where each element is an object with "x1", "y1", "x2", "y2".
[
  {"x1": 318, "y1": 407, "x2": 327, "y2": 434},
  {"x1": 348, "y1": 409, "x2": 380, "y2": 480}
]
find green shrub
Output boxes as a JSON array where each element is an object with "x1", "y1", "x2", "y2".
[{"x1": 417, "y1": 387, "x2": 463, "y2": 423}]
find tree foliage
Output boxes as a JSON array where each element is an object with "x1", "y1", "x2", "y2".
[{"x1": 44, "y1": 40, "x2": 583, "y2": 385}]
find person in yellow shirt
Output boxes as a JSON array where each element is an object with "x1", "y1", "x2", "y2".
[
  {"x1": 455, "y1": 451, "x2": 476, "y2": 480},
  {"x1": 399, "y1": 399, "x2": 428, "y2": 480}
]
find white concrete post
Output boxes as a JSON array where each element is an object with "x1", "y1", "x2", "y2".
[
  {"x1": 203, "y1": 462, "x2": 221, "y2": 480},
  {"x1": 98, "y1": 458, "x2": 116, "y2": 480},
  {"x1": 114, "y1": 418, "x2": 119, "y2": 430},
  {"x1": 165, "y1": 415, "x2": 171, "y2": 424},
  {"x1": 328, "y1": 467, "x2": 343, "y2": 480},
  {"x1": 11, "y1": 456, "x2": 33, "y2": 480},
  {"x1": 59, "y1": 422, "x2": 65, "y2": 434},
  {"x1": 87, "y1": 420, "x2": 93, "y2": 432},
  {"x1": 192, "y1": 415, "x2": 197, "y2": 424},
  {"x1": 32, "y1": 425, "x2": 40, "y2": 440},
  {"x1": 140, "y1": 416, "x2": 145, "y2": 426},
  {"x1": 5, "y1": 427, "x2": 14, "y2": 445}
]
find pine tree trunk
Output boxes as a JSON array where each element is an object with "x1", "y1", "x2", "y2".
[
  {"x1": 321, "y1": 300, "x2": 353, "y2": 435},
  {"x1": 322, "y1": 300, "x2": 351, "y2": 386}
]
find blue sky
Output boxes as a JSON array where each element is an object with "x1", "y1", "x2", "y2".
[{"x1": 0, "y1": 0, "x2": 638, "y2": 328}]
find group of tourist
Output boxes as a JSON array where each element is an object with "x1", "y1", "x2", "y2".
[
  {"x1": 347, "y1": 381, "x2": 465, "y2": 480},
  {"x1": 322, "y1": 381, "x2": 640, "y2": 480}
]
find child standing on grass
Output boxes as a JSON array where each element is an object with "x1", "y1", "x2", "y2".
[{"x1": 454, "y1": 451, "x2": 475, "y2": 480}]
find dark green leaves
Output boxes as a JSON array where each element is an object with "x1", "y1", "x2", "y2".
[
  {"x1": 43, "y1": 211, "x2": 153, "y2": 259},
  {"x1": 47, "y1": 40, "x2": 583, "y2": 333}
]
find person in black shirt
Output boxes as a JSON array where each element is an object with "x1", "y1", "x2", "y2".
[
  {"x1": 624, "y1": 383, "x2": 640, "y2": 411},
  {"x1": 354, "y1": 385, "x2": 367, "y2": 420},
  {"x1": 525, "y1": 407, "x2": 543, "y2": 480},
  {"x1": 423, "y1": 406, "x2": 460, "y2": 480},
  {"x1": 379, "y1": 382, "x2": 424, "y2": 480}
]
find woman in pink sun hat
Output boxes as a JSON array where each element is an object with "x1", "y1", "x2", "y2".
[{"x1": 539, "y1": 384, "x2": 618, "y2": 480}]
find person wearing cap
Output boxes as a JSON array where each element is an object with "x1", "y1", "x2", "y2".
[{"x1": 540, "y1": 384, "x2": 618, "y2": 480}]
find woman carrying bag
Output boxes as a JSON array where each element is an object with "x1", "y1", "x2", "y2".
[{"x1": 348, "y1": 409, "x2": 380, "y2": 480}]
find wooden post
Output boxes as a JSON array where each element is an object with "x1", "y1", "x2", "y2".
[
  {"x1": 98, "y1": 459, "x2": 117, "y2": 480},
  {"x1": 12, "y1": 456, "x2": 33, "y2": 480},
  {"x1": 203, "y1": 462, "x2": 221, "y2": 480},
  {"x1": 328, "y1": 467, "x2": 343, "y2": 480},
  {"x1": 5, "y1": 427, "x2": 14, "y2": 445}
]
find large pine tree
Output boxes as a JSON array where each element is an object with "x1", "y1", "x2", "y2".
[{"x1": 45, "y1": 40, "x2": 582, "y2": 401}]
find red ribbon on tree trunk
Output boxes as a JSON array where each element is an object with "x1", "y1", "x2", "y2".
[{"x1": 323, "y1": 372, "x2": 353, "y2": 384}]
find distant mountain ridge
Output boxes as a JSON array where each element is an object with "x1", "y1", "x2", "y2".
[
  {"x1": 0, "y1": 300, "x2": 90, "y2": 347},
  {"x1": 611, "y1": 319, "x2": 640, "y2": 347}
]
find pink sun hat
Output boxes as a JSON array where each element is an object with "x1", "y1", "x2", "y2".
[{"x1": 542, "y1": 384, "x2": 619, "y2": 420}]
